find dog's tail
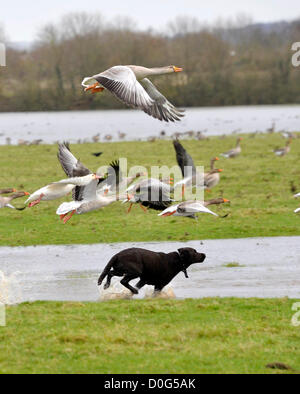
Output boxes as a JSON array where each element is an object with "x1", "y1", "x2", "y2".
[{"x1": 98, "y1": 256, "x2": 117, "y2": 286}]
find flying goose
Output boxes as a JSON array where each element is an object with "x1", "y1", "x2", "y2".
[
  {"x1": 221, "y1": 137, "x2": 242, "y2": 158},
  {"x1": 82, "y1": 65, "x2": 185, "y2": 122},
  {"x1": 125, "y1": 178, "x2": 173, "y2": 213},
  {"x1": 97, "y1": 161, "x2": 146, "y2": 196},
  {"x1": 0, "y1": 191, "x2": 29, "y2": 210},
  {"x1": 274, "y1": 139, "x2": 292, "y2": 157},
  {"x1": 0, "y1": 188, "x2": 17, "y2": 195},
  {"x1": 158, "y1": 198, "x2": 230, "y2": 219},
  {"x1": 173, "y1": 139, "x2": 202, "y2": 195},
  {"x1": 56, "y1": 143, "x2": 122, "y2": 223},
  {"x1": 25, "y1": 174, "x2": 101, "y2": 207}
]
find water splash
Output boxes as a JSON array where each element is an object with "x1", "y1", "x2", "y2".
[
  {"x1": 98, "y1": 280, "x2": 176, "y2": 301},
  {"x1": 98, "y1": 281, "x2": 134, "y2": 301},
  {"x1": 0, "y1": 271, "x2": 23, "y2": 305},
  {"x1": 144, "y1": 286, "x2": 176, "y2": 299}
]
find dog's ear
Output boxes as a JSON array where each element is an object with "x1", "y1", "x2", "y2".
[{"x1": 178, "y1": 248, "x2": 191, "y2": 261}]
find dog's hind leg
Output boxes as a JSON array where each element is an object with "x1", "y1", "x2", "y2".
[
  {"x1": 104, "y1": 271, "x2": 114, "y2": 289},
  {"x1": 120, "y1": 274, "x2": 140, "y2": 295},
  {"x1": 104, "y1": 270, "x2": 122, "y2": 289}
]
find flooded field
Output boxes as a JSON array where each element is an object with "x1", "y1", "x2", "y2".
[
  {"x1": 0, "y1": 236, "x2": 299, "y2": 302},
  {"x1": 0, "y1": 105, "x2": 299, "y2": 145}
]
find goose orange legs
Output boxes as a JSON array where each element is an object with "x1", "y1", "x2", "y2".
[{"x1": 84, "y1": 83, "x2": 104, "y2": 94}]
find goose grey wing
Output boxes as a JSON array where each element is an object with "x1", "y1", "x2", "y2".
[
  {"x1": 58, "y1": 143, "x2": 91, "y2": 178},
  {"x1": 57, "y1": 143, "x2": 92, "y2": 201},
  {"x1": 173, "y1": 140, "x2": 196, "y2": 177},
  {"x1": 94, "y1": 66, "x2": 155, "y2": 113},
  {"x1": 106, "y1": 160, "x2": 123, "y2": 188},
  {"x1": 138, "y1": 179, "x2": 172, "y2": 210},
  {"x1": 97, "y1": 160, "x2": 123, "y2": 193},
  {"x1": 140, "y1": 78, "x2": 185, "y2": 122}
]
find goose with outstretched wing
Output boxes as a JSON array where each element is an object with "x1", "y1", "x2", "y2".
[
  {"x1": 125, "y1": 178, "x2": 173, "y2": 213},
  {"x1": 158, "y1": 198, "x2": 230, "y2": 220},
  {"x1": 57, "y1": 143, "x2": 122, "y2": 223},
  {"x1": 82, "y1": 65, "x2": 185, "y2": 122},
  {"x1": 0, "y1": 192, "x2": 29, "y2": 210}
]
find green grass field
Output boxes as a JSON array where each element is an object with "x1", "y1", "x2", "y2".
[
  {"x1": 1, "y1": 298, "x2": 299, "y2": 374},
  {"x1": 0, "y1": 133, "x2": 299, "y2": 246}
]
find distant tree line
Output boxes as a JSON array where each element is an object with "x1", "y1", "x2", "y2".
[{"x1": 0, "y1": 14, "x2": 300, "y2": 112}]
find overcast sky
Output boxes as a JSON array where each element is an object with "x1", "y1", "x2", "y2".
[{"x1": 2, "y1": 0, "x2": 300, "y2": 41}]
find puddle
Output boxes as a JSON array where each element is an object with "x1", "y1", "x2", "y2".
[{"x1": 0, "y1": 237, "x2": 300, "y2": 302}]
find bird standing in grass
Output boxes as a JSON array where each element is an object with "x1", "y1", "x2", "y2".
[
  {"x1": 274, "y1": 139, "x2": 292, "y2": 157},
  {"x1": 221, "y1": 137, "x2": 242, "y2": 158}
]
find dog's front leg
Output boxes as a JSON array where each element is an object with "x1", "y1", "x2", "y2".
[{"x1": 135, "y1": 280, "x2": 146, "y2": 291}]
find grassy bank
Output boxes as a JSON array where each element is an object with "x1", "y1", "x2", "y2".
[
  {"x1": 0, "y1": 298, "x2": 299, "y2": 374},
  {"x1": 0, "y1": 133, "x2": 300, "y2": 246}
]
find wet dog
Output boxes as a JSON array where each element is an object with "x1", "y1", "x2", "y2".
[{"x1": 98, "y1": 247, "x2": 206, "y2": 294}]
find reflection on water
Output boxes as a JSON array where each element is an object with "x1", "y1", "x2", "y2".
[
  {"x1": 0, "y1": 237, "x2": 300, "y2": 302},
  {"x1": 0, "y1": 105, "x2": 299, "y2": 145}
]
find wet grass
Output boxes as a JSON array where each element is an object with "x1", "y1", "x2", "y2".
[
  {"x1": 0, "y1": 133, "x2": 300, "y2": 246},
  {"x1": 0, "y1": 298, "x2": 299, "y2": 374}
]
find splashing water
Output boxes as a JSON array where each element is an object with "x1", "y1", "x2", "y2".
[
  {"x1": 98, "y1": 279, "x2": 176, "y2": 301},
  {"x1": 0, "y1": 271, "x2": 23, "y2": 305},
  {"x1": 98, "y1": 281, "x2": 134, "y2": 301},
  {"x1": 144, "y1": 286, "x2": 176, "y2": 299}
]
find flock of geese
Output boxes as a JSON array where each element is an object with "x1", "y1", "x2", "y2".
[{"x1": 1, "y1": 64, "x2": 300, "y2": 218}]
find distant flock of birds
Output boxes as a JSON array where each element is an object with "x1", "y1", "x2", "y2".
[
  {"x1": 1, "y1": 64, "x2": 300, "y2": 217},
  {"x1": 1, "y1": 135, "x2": 299, "y2": 221}
]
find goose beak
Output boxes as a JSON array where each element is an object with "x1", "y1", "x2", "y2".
[
  {"x1": 223, "y1": 198, "x2": 230, "y2": 203},
  {"x1": 173, "y1": 66, "x2": 183, "y2": 72},
  {"x1": 24, "y1": 192, "x2": 30, "y2": 196},
  {"x1": 218, "y1": 169, "x2": 224, "y2": 172},
  {"x1": 215, "y1": 157, "x2": 220, "y2": 161}
]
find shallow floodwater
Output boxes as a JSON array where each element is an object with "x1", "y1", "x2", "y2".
[
  {"x1": 0, "y1": 237, "x2": 300, "y2": 302},
  {"x1": 0, "y1": 105, "x2": 299, "y2": 145}
]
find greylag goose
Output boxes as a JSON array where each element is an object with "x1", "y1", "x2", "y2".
[
  {"x1": 0, "y1": 191, "x2": 29, "y2": 210},
  {"x1": 97, "y1": 160, "x2": 146, "y2": 196},
  {"x1": 221, "y1": 137, "x2": 242, "y2": 158},
  {"x1": 173, "y1": 139, "x2": 202, "y2": 195},
  {"x1": 274, "y1": 139, "x2": 292, "y2": 157},
  {"x1": 125, "y1": 178, "x2": 173, "y2": 213},
  {"x1": 82, "y1": 65, "x2": 185, "y2": 122},
  {"x1": 56, "y1": 143, "x2": 122, "y2": 223},
  {"x1": 173, "y1": 139, "x2": 196, "y2": 180},
  {"x1": 25, "y1": 174, "x2": 101, "y2": 208},
  {"x1": 204, "y1": 169, "x2": 223, "y2": 191},
  {"x1": 0, "y1": 188, "x2": 17, "y2": 195},
  {"x1": 158, "y1": 198, "x2": 230, "y2": 219}
]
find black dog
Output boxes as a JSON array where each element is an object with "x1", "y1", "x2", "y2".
[{"x1": 98, "y1": 247, "x2": 206, "y2": 294}]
